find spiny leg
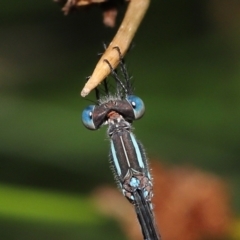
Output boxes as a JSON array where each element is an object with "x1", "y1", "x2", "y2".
[
  {"x1": 103, "y1": 78, "x2": 109, "y2": 97},
  {"x1": 113, "y1": 46, "x2": 133, "y2": 95},
  {"x1": 103, "y1": 59, "x2": 127, "y2": 97}
]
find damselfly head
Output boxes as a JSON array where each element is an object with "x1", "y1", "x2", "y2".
[
  {"x1": 82, "y1": 47, "x2": 145, "y2": 130},
  {"x1": 82, "y1": 95, "x2": 145, "y2": 130}
]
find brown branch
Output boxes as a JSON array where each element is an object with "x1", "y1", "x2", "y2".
[{"x1": 80, "y1": 0, "x2": 150, "y2": 97}]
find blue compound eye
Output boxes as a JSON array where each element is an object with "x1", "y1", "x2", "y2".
[
  {"x1": 126, "y1": 95, "x2": 145, "y2": 120},
  {"x1": 81, "y1": 105, "x2": 97, "y2": 130}
]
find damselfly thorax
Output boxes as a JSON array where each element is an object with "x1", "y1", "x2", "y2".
[{"x1": 108, "y1": 111, "x2": 153, "y2": 203}]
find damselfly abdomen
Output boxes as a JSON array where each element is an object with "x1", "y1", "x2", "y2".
[{"x1": 82, "y1": 47, "x2": 161, "y2": 240}]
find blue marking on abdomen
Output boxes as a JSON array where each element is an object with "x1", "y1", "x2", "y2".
[
  {"x1": 110, "y1": 140, "x2": 122, "y2": 176},
  {"x1": 130, "y1": 133, "x2": 145, "y2": 169}
]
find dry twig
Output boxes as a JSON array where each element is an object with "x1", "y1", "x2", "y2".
[{"x1": 80, "y1": 0, "x2": 150, "y2": 97}]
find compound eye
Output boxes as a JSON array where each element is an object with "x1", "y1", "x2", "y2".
[
  {"x1": 126, "y1": 95, "x2": 145, "y2": 120},
  {"x1": 81, "y1": 105, "x2": 97, "y2": 130}
]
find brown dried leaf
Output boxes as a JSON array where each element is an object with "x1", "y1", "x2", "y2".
[
  {"x1": 55, "y1": 0, "x2": 122, "y2": 25},
  {"x1": 103, "y1": 8, "x2": 118, "y2": 27},
  {"x1": 92, "y1": 161, "x2": 232, "y2": 240}
]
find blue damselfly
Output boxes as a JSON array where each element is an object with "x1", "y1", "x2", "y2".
[{"x1": 82, "y1": 47, "x2": 161, "y2": 240}]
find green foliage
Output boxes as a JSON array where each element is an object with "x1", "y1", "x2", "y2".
[{"x1": 0, "y1": 184, "x2": 100, "y2": 224}]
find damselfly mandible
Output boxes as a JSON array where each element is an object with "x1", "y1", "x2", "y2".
[{"x1": 82, "y1": 47, "x2": 161, "y2": 240}]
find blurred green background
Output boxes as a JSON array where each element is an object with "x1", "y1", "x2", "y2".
[{"x1": 1, "y1": 0, "x2": 240, "y2": 239}]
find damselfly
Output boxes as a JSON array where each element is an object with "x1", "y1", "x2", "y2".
[{"x1": 82, "y1": 47, "x2": 161, "y2": 240}]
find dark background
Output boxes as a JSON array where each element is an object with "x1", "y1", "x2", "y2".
[{"x1": 0, "y1": 0, "x2": 240, "y2": 239}]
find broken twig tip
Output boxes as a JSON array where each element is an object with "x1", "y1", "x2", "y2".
[{"x1": 81, "y1": 88, "x2": 90, "y2": 97}]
